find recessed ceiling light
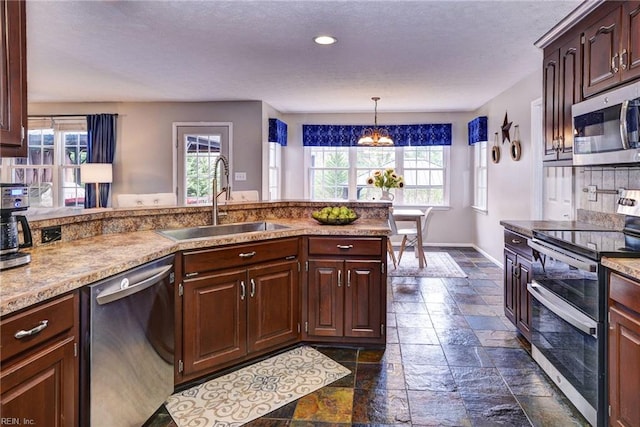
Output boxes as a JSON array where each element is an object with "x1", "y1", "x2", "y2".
[{"x1": 314, "y1": 35, "x2": 337, "y2": 45}]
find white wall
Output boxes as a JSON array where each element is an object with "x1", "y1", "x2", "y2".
[
  {"x1": 471, "y1": 70, "x2": 542, "y2": 263},
  {"x1": 280, "y1": 111, "x2": 475, "y2": 246},
  {"x1": 29, "y1": 101, "x2": 264, "y2": 198}
]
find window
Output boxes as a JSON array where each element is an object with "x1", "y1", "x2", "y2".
[
  {"x1": 473, "y1": 140, "x2": 488, "y2": 211},
  {"x1": 268, "y1": 142, "x2": 282, "y2": 200},
  {"x1": 1, "y1": 118, "x2": 87, "y2": 208},
  {"x1": 307, "y1": 146, "x2": 448, "y2": 206}
]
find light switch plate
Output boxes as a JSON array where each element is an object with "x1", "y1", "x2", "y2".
[
  {"x1": 235, "y1": 172, "x2": 247, "y2": 181},
  {"x1": 587, "y1": 185, "x2": 597, "y2": 201}
]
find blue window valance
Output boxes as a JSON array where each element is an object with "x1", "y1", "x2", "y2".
[
  {"x1": 302, "y1": 123, "x2": 452, "y2": 147},
  {"x1": 268, "y1": 118, "x2": 288, "y2": 146},
  {"x1": 468, "y1": 116, "x2": 488, "y2": 145}
]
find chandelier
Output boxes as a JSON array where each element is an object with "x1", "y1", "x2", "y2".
[{"x1": 357, "y1": 97, "x2": 394, "y2": 146}]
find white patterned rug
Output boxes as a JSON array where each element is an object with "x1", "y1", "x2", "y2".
[
  {"x1": 165, "y1": 346, "x2": 350, "y2": 427},
  {"x1": 388, "y1": 251, "x2": 467, "y2": 278}
]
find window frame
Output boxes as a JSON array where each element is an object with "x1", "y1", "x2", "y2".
[{"x1": 472, "y1": 140, "x2": 488, "y2": 212}]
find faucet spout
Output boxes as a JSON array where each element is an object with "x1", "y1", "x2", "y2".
[{"x1": 212, "y1": 155, "x2": 231, "y2": 225}]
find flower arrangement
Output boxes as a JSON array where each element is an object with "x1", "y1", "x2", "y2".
[{"x1": 367, "y1": 168, "x2": 404, "y2": 190}]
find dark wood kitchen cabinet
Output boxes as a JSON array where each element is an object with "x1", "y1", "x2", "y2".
[
  {"x1": 0, "y1": 292, "x2": 79, "y2": 427},
  {"x1": 503, "y1": 230, "x2": 532, "y2": 341},
  {"x1": 543, "y1": 30, "x2": 582, "y2": 163},
  {"x1": 177, "y1": 238, "x2": 300, "y2": 383},
  {"x1": 608, "y1": 271, "x2": 640, "y2": 427},
  {"x1": 583, "y1": 1, "x2": 640, "y2": 97},
  {"x1": 304, "y1": 236, "x2": 386, "y2": 345},
  {"x1": 0, "y1": 0, "x2": 28, "y2": 157}
]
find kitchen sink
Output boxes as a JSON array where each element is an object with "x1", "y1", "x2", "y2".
[{"x1": 156, "y1": 221, "x2": 291, "y2": 241}]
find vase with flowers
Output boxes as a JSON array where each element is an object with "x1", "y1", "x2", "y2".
[{"x1": 367, "y1": 168, "x2": 404, "y2": 201}]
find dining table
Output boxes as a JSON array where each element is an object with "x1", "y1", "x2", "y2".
[{"x1": 391, "y1": 208, "x2": 427, "y2": 268}]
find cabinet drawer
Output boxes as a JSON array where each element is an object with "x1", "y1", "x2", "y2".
[
  {"x1": 610, "y1": 272, "x2": 640, "y2": 314},
  {"x1": 183, "y1": 238, "x2": 299, "y2": 275},
  {"x1": 1, "y1": 293, "x2": 76, "y2": 362},
  {"x1": 504, "y1": 230, "x2": 531, "y2": 260},
  {"x1": 308, "y1": 237, "x2": 382, "y2": 257}
]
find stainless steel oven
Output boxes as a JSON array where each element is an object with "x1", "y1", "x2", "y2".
[
  {"x1": 528, "y1": 189, "x2": 640, "y2": 427},
  {"x1": 527, "y1": 238, "x2": 602, "y2": 426}
]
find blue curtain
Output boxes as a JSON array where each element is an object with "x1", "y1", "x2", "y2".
[
  {"x1": 85, "y1": 114, "x2": 117, "y2": 208},
  {"x1": 468, "y1": 116, "x2": 488, "y2": 145},
  {"x1": 302, "y1": 123, "x2": 452, "y2": 146},
  {"x1": 268, "y1": 118, "x2": 288, "y2": 146}
]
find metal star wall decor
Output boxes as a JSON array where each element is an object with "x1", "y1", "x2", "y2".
[{"x1": 501, "y1": 112, "x2": 512, "y2": 144}]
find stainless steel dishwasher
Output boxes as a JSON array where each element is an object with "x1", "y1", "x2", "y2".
[{"x1": 80, "y1": 254, "x2": 175, "y2": 427}]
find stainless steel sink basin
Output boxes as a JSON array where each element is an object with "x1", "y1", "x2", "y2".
[{"x1": 157, "y1": 221, "x2": 291, "y2": 241}]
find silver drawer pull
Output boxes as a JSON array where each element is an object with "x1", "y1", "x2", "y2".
[
  {"x1": 239, "y1": 251, "x2": 256, "y2": 258},
  {"x1": 336, "y1": 245, "x2": 353, "y2": 250},
  {"x1": 15, "y1": 320, "x2": 49, "y2": 339},
  {"x1": 511, "y1": 239, "x2": 521, "y2": 244}
]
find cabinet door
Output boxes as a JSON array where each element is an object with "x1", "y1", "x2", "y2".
[
  {"x1": 182, "y1": 269, "x2": 247, "y2": 376},
  {"x1": 583, "y1": 6, "x2": 623, "y2": 97},
  {"x1": 503, "y1": 249, "x2": 517, "y2": 325},
  {"x1": 1, "y1": 337, "x2": 77, "y2": 427},
  {"x1": 621, "y1": 1, "x2": 640, "y2": 83},
  {"x1": 608, "y1": 305, "x2": 640, "y2": 427},
  {"x1": 344, "y1": 260, "x2": 382, "y2": 338},
  {"x1": 558, "y1": 35, "x2": 581, "y2": 159},
  {"x1": 247, "y1": 260, "x2": 299, "y2": 352},
  {"x1": 307, "y1": 260, "x2": 343, "y2": 337},
  {"x1": 0, "y1": 0, "x2": 27, "y2": 156},
  {"x1": 543, "y1": 49, "x2": 561, "y2": 159},
  {"x1": 516, "y1": 258, "x2": 532, "y2": 341}
]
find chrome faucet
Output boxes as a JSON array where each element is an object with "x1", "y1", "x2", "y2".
[{"x1": 212, "y1": 155, "x2": 231, "y2": 225}]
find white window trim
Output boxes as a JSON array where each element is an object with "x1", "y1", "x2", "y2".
[{"x1": 471, "y1": 140, "x2": 488, "y2": 213}]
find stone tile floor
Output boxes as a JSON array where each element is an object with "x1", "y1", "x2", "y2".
[{"x1": 145, "y1": 247, "x2": 589, "y2": 426}]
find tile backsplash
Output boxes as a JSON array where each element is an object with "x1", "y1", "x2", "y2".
[{"x1": 576, "y1": 166, "x2": 640, "y2": 214}]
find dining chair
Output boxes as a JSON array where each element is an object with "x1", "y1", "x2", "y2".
[
  {"x1": 397, "y1": 207, "x2": 434, "y2": 266},
  {"x1": 387, "y1": 215, "x2": 399, "y2": 269}
]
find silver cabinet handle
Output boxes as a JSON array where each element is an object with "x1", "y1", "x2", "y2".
[
  {"x1": 511, "y1": 239, "x2": 521, "y2": 244},
  {"x1": 337, "y1": 270, "x2": 342, "y2": 287},
  {"x1": 250, "y1": 278, "x2": 256, "y2": 298},
  {"x1": 612, "y1": 53, "x2": 619, "y2": 73},
  {"x1": 347, "y1": 270, "x2": 351, "y2": 287},
  {"x1": 621, "y1": 48, "x2": 628, "y2": 70},
  {"x1": 239, "y1": 251, "x2": 256, "y2": 258},
  {"x1": 240, "y1": 281, "x2": 246, "y2": 300},
  {"x1": 336, "y1": 245, "x2": 353, "y2": 250},
  {"x1": 15, "y1": 320, "x2": 49, "y2": 339}
]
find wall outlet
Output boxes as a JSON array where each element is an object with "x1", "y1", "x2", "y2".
[
  {"x1": 587, "y1": 185, "x2": 597, "y2": 201},
  {"x1": 234, "y1": 172, "x2": 247, "y2": 181},
  {"x1": 41, "y1": 225, "x2": 62, "y2": 244}
]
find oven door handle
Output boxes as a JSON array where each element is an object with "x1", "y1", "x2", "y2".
[
  {"x1": 528, "y1": 239, "x2": 597, "y2": 272},
  {"x1": 528, "y1": 281, "x2": 598, "y2": 338}
]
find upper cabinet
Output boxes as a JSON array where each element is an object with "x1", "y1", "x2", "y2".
[
  {"x1": 583, "y1": 1, "x2": 640, "y2": 97},
  {"x1": 0, "y1": 0, "x2": 27, "y2": 157},
  {"x1": 543, "y1": 31, "x2": 582, "y2": 162},
  {"x1": 540, "y1": 1, "x2": 640, "y2": 164}
]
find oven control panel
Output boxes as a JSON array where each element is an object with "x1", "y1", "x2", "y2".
[{"x1": 617, "y1": 189, "x2": 640, "y2": 217}]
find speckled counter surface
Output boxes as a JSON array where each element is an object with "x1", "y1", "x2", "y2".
[
  {"x1": 499, "y1": 220, "x2": 617, "y2": 238},
  {"x1": 0, "y1": 218, "x2": 389, "y2": 317},
  {"x1": 602, "y1": 258, "x2": 640, "y2": 281}
]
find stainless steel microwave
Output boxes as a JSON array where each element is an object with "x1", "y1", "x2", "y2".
[{"x1": 572, "y1": 81, "x2": 640, "y2": 166}]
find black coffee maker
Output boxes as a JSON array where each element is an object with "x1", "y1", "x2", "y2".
[{"x1": 0, "y1": 183, "x2": 32, "y2": 270}]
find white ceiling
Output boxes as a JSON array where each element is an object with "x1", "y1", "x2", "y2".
[{"x1": 26, "y1": 0, "x2": 581, "y2": 114}]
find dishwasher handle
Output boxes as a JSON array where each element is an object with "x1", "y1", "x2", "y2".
[{"x1": 96, "y1": 264, "x2": 173, "y2": 305}]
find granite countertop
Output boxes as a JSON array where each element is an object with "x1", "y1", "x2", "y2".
[
  {"x1": 602, "y1": 258, "x2": 640, "y2": 281},
  {"x1": 499, "y1": 220, "x2": 617, "y2": 238},
  {"x1": 1, "y1": 218, "x2": 389, "y2": 317}
]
